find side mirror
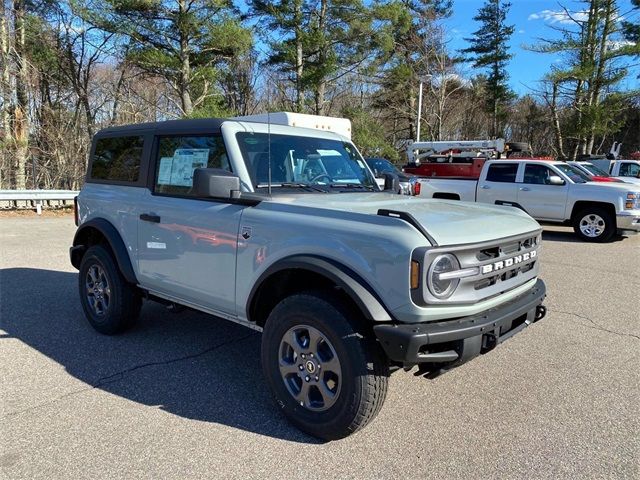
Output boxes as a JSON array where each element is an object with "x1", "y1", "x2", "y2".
[
  {"x1": 193, "y1": 168, "x2": 241, "y2": 199},
  {"x1": 383, "y1": 172, "x2": 400, "y2": 192},
  {"x1": 373, "y1": 168, "x2": 382, "y2": 178},
  {"x1": 549, "y1": 175, "x2": 565, "y2": 186}
]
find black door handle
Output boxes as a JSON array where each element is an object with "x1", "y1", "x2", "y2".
[{"x1": 140, "y1": 213, "x2": 161, "y2": 223}]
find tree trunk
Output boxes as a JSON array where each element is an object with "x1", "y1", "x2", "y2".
[
  {"x1": 0, "y1": 2, "x2": 12, "y2": 189},
  {"x1": 549, "y1": 80, "x2": 566, "y2": 159},
  {"x1": 13, "y1": 0, "x2": 28, "y2": 189},
  {"x1": 576, "y1": 2, "x2": 599, "y2": 157},
  {"x1": 294, "y1": 0, "x2": 303, "y2": 113},
  {"x1": 492, "y1": 97, "x2": 498, "y2": 139},
  {"x1": 587, "y1": 0, "x2": 615, "y2": 154},
  {"x1": 408, "y1": 81, "x2": 415, "y2": 141},
  {"x1": 313, "y1": 0, "x2": 327, "y2": 115},
  {"x1": 110, "y1": 69, "x2": 126, "y2": 125},
  {"x1": 178, "y1": 0, "x2": 193, "y2": 116}
]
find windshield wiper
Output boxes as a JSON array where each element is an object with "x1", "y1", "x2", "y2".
[
  {"x1": 278, "y1": 182, "x2": 328, "y2": 192},
  {"x1": 330, "y1": 183, "x2": 376, "y2": 191}
]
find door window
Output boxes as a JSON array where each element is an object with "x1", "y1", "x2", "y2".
[
  {"x1": 620, "y1": 162, "x2": 640, "y2": 177},
  {"x1": 91, "y1": 136, "x2": 144, "y2": 183},
  {"x1": 154, "y1": 136, "x2": 230, "y2": 196},
  {"x1": 523, "y1": 164, "x2": 556, "y2": 185},
  {"x1": 486, "y1": 163, "x2": 518, "y2": 182}
]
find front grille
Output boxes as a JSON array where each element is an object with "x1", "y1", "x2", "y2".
[
  {"x1": 473, "y1": 234, "x2": 539, "y2": 291},
  {"x1": 475, "y1": 260, "x2": 535, "y2": 290},
  {"x1": 416, "y1": 230, "x2": 542, "y2": 305}
]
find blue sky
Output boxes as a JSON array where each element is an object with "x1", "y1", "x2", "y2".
[{"x1": 445, "y1": 0, "x2": 639, "y2": 94}]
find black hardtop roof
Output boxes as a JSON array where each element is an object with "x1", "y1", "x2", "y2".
[{"x1": 95, "y1": 118, "x2": 227, "y2": 136}]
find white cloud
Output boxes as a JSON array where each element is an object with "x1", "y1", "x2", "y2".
[
  {"x1": 528, "y1": 8, "x2": 625, "y2": 25},
  {"x1": 528, "y1": 9, "x2": 589, "y2": 24},
  {"x1": 431, "y1": 73, "x2": 472, "y2": 88},
  {"x1": 518, "y1": 29, "x2": 525, "y2": 34},
  {"x1": 607, "y1": 39, "x2": 636, "y2": 50}
]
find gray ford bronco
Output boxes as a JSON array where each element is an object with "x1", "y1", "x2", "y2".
[{"x1": 70, "y1": 116, "x2": 547, "y2": 440}]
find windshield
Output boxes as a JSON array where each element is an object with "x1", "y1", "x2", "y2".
[
  {"x1": 555, "y1": 164, "x2": 590, "y2": 183},
  {"x1": 236, "y1": 132, "x2": 377, "y2": 190},
  {"x1": 580, "y1": 163, "x2": 609, "y2": 177},
  {"x1": 365, "y1": 158, "x2": 397, "y2": 175}
]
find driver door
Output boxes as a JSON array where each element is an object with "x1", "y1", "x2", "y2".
[
  {"x1": 137, "y1": 134, "x2": 245, "y2": 315},
  {"x1": 517, "y1": 163, "x2": 568, "y2": 220}
]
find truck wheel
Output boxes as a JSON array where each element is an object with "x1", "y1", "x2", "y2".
[
  {"x1": 261, "y1": 291, "x2": 389, "y2": 440},
  {"x1": 78, "y1": 245, "x2": 141, "y2": 334},
  {"x1": 573, "y1": 207, "x2": 615, "y2": 242}
]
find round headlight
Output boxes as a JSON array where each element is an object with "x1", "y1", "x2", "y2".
[{"x1": 427, "y1": 254, "x2": 460, "y2": 299}]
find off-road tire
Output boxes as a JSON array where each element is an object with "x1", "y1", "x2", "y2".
[
  {"x1": 79, "y1": 245, "x2": 142, "y2": 334},
  {"x1": 261, "y1": 291, "x2": 389, "y2": 440},
  {"x1": 572, "y1": 206, "x2": 616, "y2": 243}
]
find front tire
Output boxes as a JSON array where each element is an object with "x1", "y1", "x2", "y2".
[
  {"x1": 261, "y1": 291, "x2": 389, "y2": 440},
  {"x1": 78, "y1": 245, "x2": 142, "y2": 334},
  {"x1": 573, "y1": 207, "x2": 615, "y2": 242}
]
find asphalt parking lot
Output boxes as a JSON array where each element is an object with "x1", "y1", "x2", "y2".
[{"x1": 1, "y1": 215, "x2": 638, "y2": 479}]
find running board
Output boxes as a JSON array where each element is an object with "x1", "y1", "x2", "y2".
[{"x1": 143, "y1": 289, "x2": 263, "y2": 332}]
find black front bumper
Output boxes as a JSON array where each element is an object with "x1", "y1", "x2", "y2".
[{"x1": 374, "y1": 279, "x2": 547, "y2": 367}]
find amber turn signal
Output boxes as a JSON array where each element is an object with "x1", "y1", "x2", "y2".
[{"x1": 410, "y1": 260, "x2": 420, "y2": 289}]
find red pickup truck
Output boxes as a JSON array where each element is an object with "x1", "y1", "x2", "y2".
[{"x1": 403, "y1": 139, "x2": 537, "y2": 178}]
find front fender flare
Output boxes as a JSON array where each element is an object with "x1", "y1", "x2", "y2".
[{"x1": 247, "y1": 255, "x2": 393, "y2": 322}]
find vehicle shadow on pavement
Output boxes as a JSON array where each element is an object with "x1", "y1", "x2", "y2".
[
  {"x1": 0, "y1": 267, "x2": 322, "y2": 444},
  {"x1": 541, "y1": 229, "x2": 626, "y2": 243}
]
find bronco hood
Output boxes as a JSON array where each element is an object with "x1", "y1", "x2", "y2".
[{"x1": 272, "y1": 193, "x2": 541, "y2": 246}]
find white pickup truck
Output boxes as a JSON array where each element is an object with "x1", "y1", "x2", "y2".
[
  {"x1": 590, "y1": 159, "x2": 640, "y2": 185},
  {"x1": 567, "y1": 161, "x2": 640, "y2": 185},
  {"x1": 417, "y1": 159, "x2": 640, "y2": 242}
]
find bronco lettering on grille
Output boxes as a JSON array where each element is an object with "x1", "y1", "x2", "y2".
[{"x1": 481, "y1": 250, "x2": 537, "y2": 274}]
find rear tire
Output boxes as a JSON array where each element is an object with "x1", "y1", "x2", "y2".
[
  {"x1": 572, "y1": 207, "x2": 615, "y2": 242},
  {"x1": 78, "y1": 245, "x2": 141, "y2": 334},
  {"x1": 261, "y1": 291, "x2": 389, "y2": 440}
]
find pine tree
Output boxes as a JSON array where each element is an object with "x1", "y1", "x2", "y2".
[
  {"x1": 461, "y1": 0, "x2": 514, "y2": 138},
  {"x1": 372, "y1": 0, "x2": 453, "y2": 141},
  {"x1": 623, "y1": 0, "x2": 639, "y2": 58},
  {"x1": 81, "y1": 0, "x2": 252, "y2": 116},
  {"x1": 531, "y1": 0, "x2": 639, "y2": 158},
  {"x1": 252, "y1": 0, "x2": 374, "y2": 115}
]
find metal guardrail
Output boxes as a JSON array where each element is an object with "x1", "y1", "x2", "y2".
[{"x1": 0, "y1": 189, "x2": 78, "y2": 211}]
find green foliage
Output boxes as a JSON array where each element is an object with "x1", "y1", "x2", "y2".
[
  {"x1": 343, "y1": 107, "x2": 398, "y2": 160},
  {"x1": 253, "y1": 0, "x2": 376, "y2": 114},
  {"x1": 370, "y1": 0, "x2": 454, "y2": 141},
  {"x1": 23, "y1": 15, "x2": 61, "y2": 77},
  {"x1": 186, "y1": 96, "x2": 235, "y2": 118},
  {"x1": 622, "y1": 0, "x2": 639, "y2": 60},
  {"x1": 79, "y1": 0, "x2": 252, "y2": 115},
  {"x1": 529, "y1": 1, "x2": 637, "y2": 157},
  {"x1": 461, "y1": 0, "x2": 514, "y2": 136}
]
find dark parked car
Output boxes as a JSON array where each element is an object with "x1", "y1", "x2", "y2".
[{"x1": 365, "y1": 157, "x2": 419, "y2": 195}]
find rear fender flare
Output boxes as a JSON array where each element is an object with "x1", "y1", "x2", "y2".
[{"x1": 71, "y1": 218, "x2": 137, "y2": 284}]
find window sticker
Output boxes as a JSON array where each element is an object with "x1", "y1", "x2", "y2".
[
  {"x1": 159, "y1": 148, "x2": 210, "y2": 187},
  {"x1": 157, "y1": 157, "x2": 174, "y2": 185},
  {"x1": 316, "y1": 149, "x2": 341, "y2": 156}
]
